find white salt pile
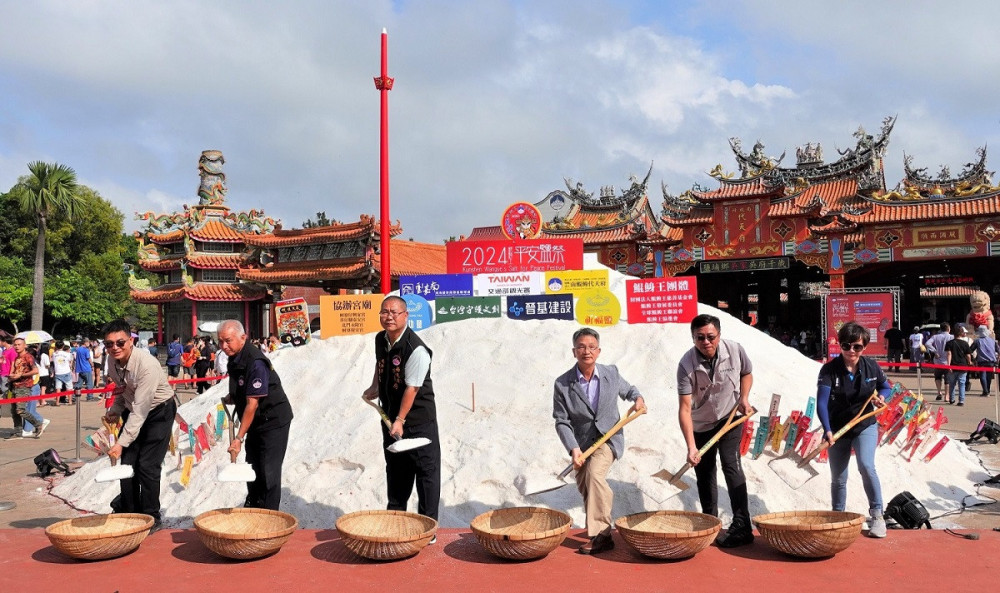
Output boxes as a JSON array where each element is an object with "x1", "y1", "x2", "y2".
[{"x1": 54, "y1": 271, "x2": 990, "y2": 529}]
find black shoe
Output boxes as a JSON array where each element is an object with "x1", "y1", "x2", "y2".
[
  {"x1": 577, "y1": 533, "x2": 615, "y2": 555},
  {"x1": 716, "y1": 519, "x2": 754, "y2": 548},
  {"x1": 957, "y1": 402, "x2": 965, "y2": 406}
]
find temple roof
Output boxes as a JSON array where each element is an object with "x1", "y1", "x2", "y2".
[
  {"x1": 186, "y1": 254, "x2": 246, "y2": 269},
  {"x1": 188, "y1": 220, "x2": 246, "y2": 242},
  {"x1": 236, "y1": 239, "x2": 446, "y2": 287},
  {"x1": 130, "y1": 282, "x2": 267, "y2": 304},
  {"x1": 242, "y1": 215, "x2": 401, "y2": 248},
  {"x1": 138, "y1": 257, "x2": 183, "y2": 272}
]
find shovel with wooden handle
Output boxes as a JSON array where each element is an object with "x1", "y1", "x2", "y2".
[
  {"x1": 650, "y1": 405, "x2": 756, "y2": 499},
  {"x1": 218, "y1": 399, "x2": 257, "y2": 483},
  {"x1": 362, "y1": 396, "x2": 431, "y2": 453},
  {"x1": 522, "y1": 406, "x2": 646, "y2": 496},
  {"x1": 769, "y1": 392, "x2": 887, "y2": 489},
  {"x1": 94, "y1": 418, "x2": 134, "y2": 483}
]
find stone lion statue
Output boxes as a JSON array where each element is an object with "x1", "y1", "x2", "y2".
[{"x1": 967, "y1": 290, "x2": 995, "y2": 334}]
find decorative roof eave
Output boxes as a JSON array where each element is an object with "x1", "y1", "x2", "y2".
[
  {"x1": 148, "y1": 229, "x2": 185, "y2": 244},
  {"x1": 187, "y1": 220, "x2": 247, "y2": 243},
  {"x1": 242, "y1": 215, "x2": 401, "y2": 248},
  {"x1": 661, "y1": 210, "x2": 713, "y2": 226},
  {"x1": 186, "y1": 254, "x2": 247, "y2": 269},
  {"x1": 691, "y1": 176, "x2": 782, "y2": 201},
  {"x1": 809, "y1": 217, "x2": 859, "y2": 235},
  {"x1": 131, "y1": 282, "x2": 267, "y2": 304},
  {"x1": 637, "y1": 225, "x2": 684, "y2": 247},
  {"x1": 138, "y1": 258, "x2": 183, "y2": 272},
  {"x1": 846, "y1": 192, "x2": 1000, "y2": 224},
  {"x1": 238, "y1": 260, "x2": 371, "y2": 284}
]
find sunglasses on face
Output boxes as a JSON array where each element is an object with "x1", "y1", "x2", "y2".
[
  {"x1": 104, "y1": 339, "x2": 129, "y2": 349},
  {"x1": 840, "y1": 342, "x2": 865, "y2": 353}
]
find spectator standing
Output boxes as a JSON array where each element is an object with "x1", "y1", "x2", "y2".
[
  {"x1": 971, "y1": 326, "x2": 997, "y2": 397},
  {"x1": 883, "y1": 323, "x2": 904, "y2": 373},
  {"x1": 52, "y1": 342, "x2": 74, "y2": 404},
  {"x1": 908, "y1": 326, "x2": 924, "y2": 371},
  {"x1": 74, "y1": 338, "x2": 95, "y2": 399},
  {"x1": 946, "y1": 324, "x2": 973, "y2": 406},
  {"x1": 91, "y1": 339, "x2": 105, "y2": 387},
  {"x1": 166, "y1": 335, "x2": 183, "y2": 378},
  {"x1": 925, "y1": 323, "x2": 951, "y2": 400}
]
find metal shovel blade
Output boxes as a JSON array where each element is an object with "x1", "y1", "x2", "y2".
[
  {"x1": 650, "y1": 467, "x2": 693, "y2": 491},
  {"x1": 218, "y1": 462, "x2": 257, "y2": 482},
  {"x1": 386, "y1": 437, "x2": 431, "y2": 453},
  {"x1": 95, "y1": 463, "x2": 134, "y2": 483},
  {"x1": 521, "y1": 474, "x2": 570, "y2": 496},
  {"x1": 768, "y1": 452, "x2": 820, "y2": 489}
]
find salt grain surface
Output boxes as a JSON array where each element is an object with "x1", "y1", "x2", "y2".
[{"x1": 53, "y1": 267, "x2": 990, "y2": 528}]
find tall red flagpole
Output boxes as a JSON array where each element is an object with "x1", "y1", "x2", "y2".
[{"x1": 374, "y1": 28, "x2": 394, "y2": 294}]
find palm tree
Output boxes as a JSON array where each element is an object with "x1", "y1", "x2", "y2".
[{"x1": 11, "y1": 161, "x2": 80, "y2": 329}]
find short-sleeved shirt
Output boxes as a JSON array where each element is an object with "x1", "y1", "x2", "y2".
[
  {"x1": 677, "y1": 339, "x2": 753, "y2": 432},
  {"x1": 1, "y1": 347, "x2": 15, "y2": 377},
  {"x1": 11, "y1": 351, "x2": 36, "y2": 389},
  {"x1": 909, "y1": 332, "x2": 924, "y2": 349},
  {"x1": 946, "y1": 338, "x2": 972, "y2": 367},
  {"x1": 53, "y1": 350, "x2": 73, "y2": 375},
  {"x1": 74, "y1": 346, "x2": 92, "y2": 373},
  {"x1": 231, "y1": 349, "x2": 269, "y2": 397},
  {"x1": 925, "y1": 332, "x2": 951, "y2": 364}
]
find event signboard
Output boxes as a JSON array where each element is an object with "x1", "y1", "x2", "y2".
[
  {"x1": 274, "y1": 297, "x2": 311, "y2": 346},
  {"x1": 473, "y1": 272, "x2": 543, "y2": 297},
  {"x1": 544, "y1": 269, "x2": 609, "y2": 294},
  {"x1": 402, "y1": 294, "x2": 433, "y2": 331},
  {"x1": 399, "y1": 274, "x2": 474, "y2": 300},
  {"x1": 446, "y1": 239, "x2": 584, "y2": 275},
  {"x1": 824, "y1": 292, "x2": 894, "y2": 357},
  {"x1": 434, "y1": 296, "x2": 503, "y2": 324},
  {"x1": 626, "y1": 277, "x2": 698, "y2": 324},
  {"x1": 319, "y1": 294, "x2": 383, "y2": 338},
  {"x1": 575, "y1": 288, "x2": 621, "y2": 327},
  {"x1": 506, "y1": 294, "x2": 574, "y2": 321}
]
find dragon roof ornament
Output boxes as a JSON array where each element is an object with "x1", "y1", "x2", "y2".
[
  {"x1": 903, "y1": 146, "x2": 993, "y2": 189},
  {"x1": 563, "y1": 163, "x2": 653, "y2": 209}
]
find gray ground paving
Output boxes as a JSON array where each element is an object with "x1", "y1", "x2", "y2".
[{"x1": 1, "y1": 372, "x2": 999, "y2": 531}]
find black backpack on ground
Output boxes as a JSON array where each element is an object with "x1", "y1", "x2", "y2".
[{"x1": 33, "y1": 448, "x2": 74, "y2": 478}]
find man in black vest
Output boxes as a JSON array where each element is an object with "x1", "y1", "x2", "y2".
[
  {"x1": 218, "y1": 319, "x2": 294, "y2": 510},
  {"x1": 363, "y1": 296, "x2": 440, "y2": 528}
]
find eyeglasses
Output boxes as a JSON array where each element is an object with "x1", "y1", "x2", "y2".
[
  {"x1": 379, "y1": 310, "x2": 407, "y2": 318},
  {"x1": 694, "y1": 334, "x2": 718, "y2": 342},
  {"x1": 103, "y1": 339, "x2": 129, "y2": 349},
  {"x1": 840, "y1": 342, "x2": 865, "y2": 353},
  {"x1": 574, "y1": 345, "x2": 600, "y2": 352}
]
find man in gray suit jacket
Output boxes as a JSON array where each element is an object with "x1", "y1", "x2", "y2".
[{"x1": 553, "y1": 327, "x2": 646, "y2": 555}]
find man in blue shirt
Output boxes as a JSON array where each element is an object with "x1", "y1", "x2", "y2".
[
  {"x1": 165, "y1": 335, "x2": 183, "y2": 378},
  {"x1": 73, "y1": 338, "x2": 95, "y2": 400}
]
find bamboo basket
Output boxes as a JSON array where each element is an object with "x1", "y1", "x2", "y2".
[
  {"x1": 615, "y1": 511, "x2": 721, "y2": 559},
  {"x1": 336, "y1": 510, "x2": 437, "y2": 560},
  {"x1": 470, "y1": 507, "x2": 572, "y2": 560},
  {"x1": 194, "y1": 508, "x2": 298, "y2": 560},
  {"x1": 753, "y1": 510, "x2": 865, "y2": 558},
  {"x1": 45, "y1": 513, "x2": 154, "y2": 561}
]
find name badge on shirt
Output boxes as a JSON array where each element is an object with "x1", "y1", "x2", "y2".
[{"x1": 392, "y1": 356, "x2": 401, "y2": 367}]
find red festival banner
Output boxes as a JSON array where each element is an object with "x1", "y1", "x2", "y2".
[
  {"x1": 626, "y1": 277, "x2": 699, "y2": 324},
  {"x1": 824, "y1": 292, "x2": 894, "y2": 357},
  {"x1": 446, "y1": 239, "x2": 584, "y2": 275}
]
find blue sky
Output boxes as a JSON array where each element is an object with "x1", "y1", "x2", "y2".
[{"x1": 1, "y1": 1, "x2": 998, "y2": 242}]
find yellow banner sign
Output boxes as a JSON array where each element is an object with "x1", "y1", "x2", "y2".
[
  {"x1": 544, "y1": 269, "x2": 609, "y2": 294},
  {"x1": 319, "y1": 295, "x2": 384, "y2": 338},
  {"x1": 574, "y1": 288, "x2": 621, "y2": 327}
]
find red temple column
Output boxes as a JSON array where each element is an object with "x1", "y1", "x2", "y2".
[
  {"x1": 157, "y1": 304, "x2": 163, "y2": 345},
  {"x1": 191, "y1": 300, "x2": 198, "y2": 338},
  {"x1": 244, "y1": 301, "x2": 251, "y2": 336},
  {"x1": 374, "y1": 28, "x2": 394, "y2": 294}
]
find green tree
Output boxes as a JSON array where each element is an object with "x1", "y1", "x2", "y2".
[
  {"x1": 45, "y1": 266, "x2": 124, "y2": 335},
  {"x1": 302, "y1": 211, "x2": 336, "y2": 228},
  {"x1": 9, "y1": 161, "x2": 81, "y2": 329},
  {"x1": 0, "y1": 255, "x2": 32, "y2": 333}
]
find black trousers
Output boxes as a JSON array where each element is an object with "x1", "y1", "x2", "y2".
[
  {"x1": 115, "y1": 398, "x2": 176, "y2": 522},
  {"x1": 244, "y1": 421, "x2": 291, "y2": 510},
  {"x1": 693, "y1": 415, "x2": 750, "y2": 522},
  {"x1": 382, "y1": 421, "x2": 440, "y2": 521}
]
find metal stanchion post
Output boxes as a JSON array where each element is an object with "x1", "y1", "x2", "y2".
[
  {"x1": 68, "y1": 387, "x2": 84, "y2": 463},
  {"x1": 916, "y1": 362, "x2": 922, "y2": 398}
]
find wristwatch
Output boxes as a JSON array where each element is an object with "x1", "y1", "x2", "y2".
[{"x1": 234, "y1": 435, "x2": 244, "y2": 443}]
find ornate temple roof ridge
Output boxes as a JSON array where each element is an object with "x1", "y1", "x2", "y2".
[
  {"x1": 562, "y1": 163, "x2": 653, "y2": 210},
  {"x1": 243, "y1": 215, "x2": 402, "y2": 248},
  {"x1": 902, "y1": 146, "x2": 994, "y2": 190},
  {"x1": 720, "y1": 116, "x2": 895, "y2": 190}
]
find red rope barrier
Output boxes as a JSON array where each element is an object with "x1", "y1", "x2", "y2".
[{"x1": 1, "y1": 375, "x2": 228, "y2": 405}]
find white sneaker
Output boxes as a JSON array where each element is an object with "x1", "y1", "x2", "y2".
[
  {"x1": 428, "y1": 535, "x2": 437, "y2": 545},
  {"x1": 34, "y1": 419, "x2": 51, "y2": 438},
  {"x1": 22, "y1": 430, "x2": 33, "y2": 437},
  {"x1": 868, "y1": 512, "x2": 887, "y2": 538}
]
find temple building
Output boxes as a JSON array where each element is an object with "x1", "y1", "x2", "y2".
[
  {"x1": 467, "y1": 117, "x2": 1000, "y2": 332},
  {"x1": 130, "y1": 151, "x2": 446, "y2": 342}
]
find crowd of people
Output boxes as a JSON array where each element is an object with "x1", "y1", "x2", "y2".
[{"x1": 901, "y1": 321, "x2": 998, "y2": 405}]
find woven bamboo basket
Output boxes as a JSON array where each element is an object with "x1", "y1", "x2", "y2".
[
  {"x1": 470, "y1": 507, "x2": 572, "y2": 560},
  {"x1": 336, "y1": 510, "x2": 437, "y2": 560},
  {"x1": 45, "y1": 513, "x2": 154, "y2": 561},
  {"x1": 615, "y1": 511, "x2": 721, "y2": 559},
  {"x1": 753, "y1": 510, "x2": 865, "y2": 558},
  {"x1": 194, "y1": 508, "x2": 298, "y2": 560}
]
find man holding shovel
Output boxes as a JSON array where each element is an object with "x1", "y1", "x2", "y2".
[
  {"x1": 677, "y1": 314, "x2": 754, "y2": 548},
  {"x1": 553, "y1": 327, "x2": 646, "y2": 555},
  {"x1": 102, "y1": 319, "x2": 177, "y2": 529},
  {"x1": 218, "y1": 319, "x2": 294, "y2": 511},
  {"x1": 364, "y1": 296, "x2": 441, "y2": 529}
]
